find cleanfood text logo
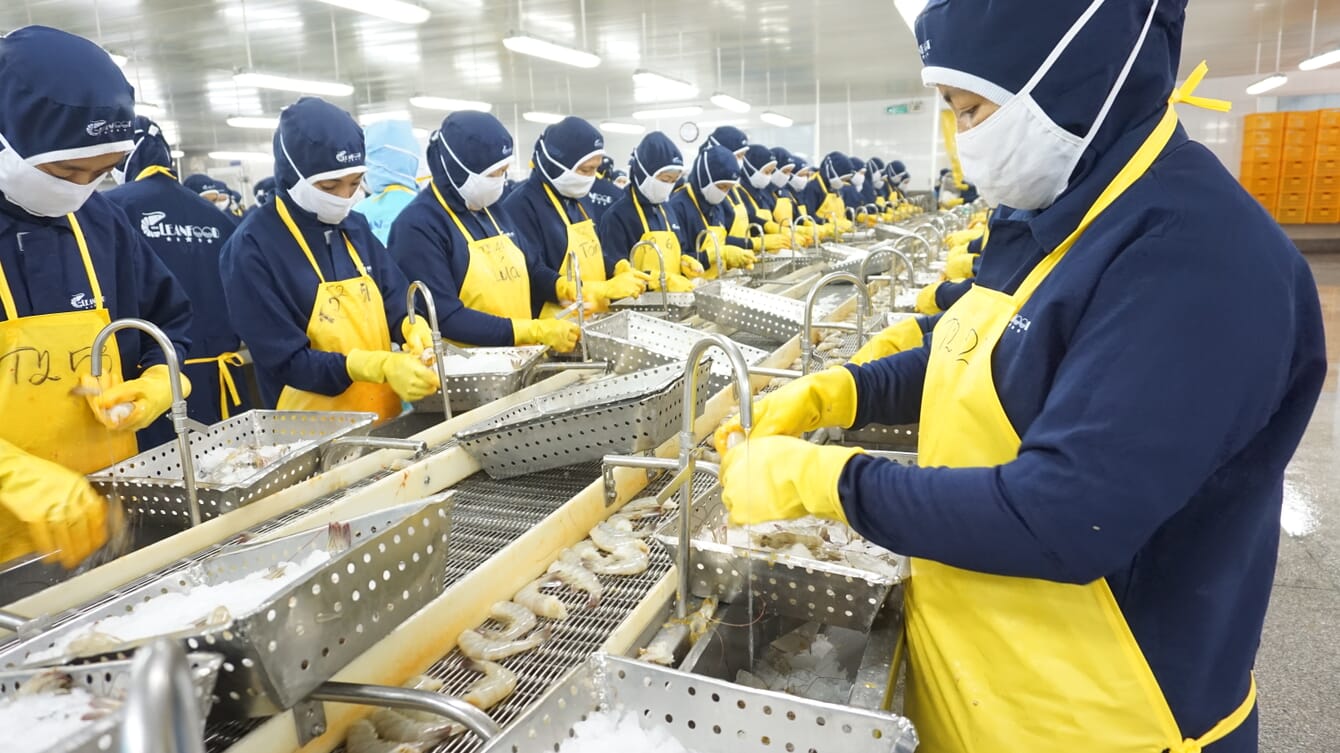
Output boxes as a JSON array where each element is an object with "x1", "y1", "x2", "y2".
[
  {"x1": 69, "y1": 293, "x2": 97, "y2": 310},
  {"x1": 86, "y1": 119, "x2": 133, "y2": 137},
  {"x1": 918, "y1": 39, "x2": 932, "y2": 60},
  {"x1": 1008, "y1": 315, "x2": 1031, "y2": 334},
  {"x1": 335, "y1": 150, "x2": 362, "y2": 164},
  {"x1": 501, "y1": 144, "x2": 513, "y2": 157},
  {"x1": 594, "y1": 138, "x2": 605, "y2": 149},
  {"x1": 140, "y1": 211, "x2": 223, "y2": 244}
]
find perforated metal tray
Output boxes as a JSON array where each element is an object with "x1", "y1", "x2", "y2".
[
  {"x1": 2, "y1": 495, "x2": 453, "y2": 718},
  {"x1": 87, "y1": 410, "x2": 375, "y2": 530},
  {"x1": 694, "y1": 281, "x2": 808, "y2": 343},
  {"x1": 479, "y1": 653, "x2": 918, "y2": 753},
  {"x1": 608, "y1": 291, "x2": 697, "y2": 320},
  {"x1": 456, "y1": 361, "x2": 710, "y2": 480},
  {"x1": 583, "y1": 312, "x2": 769, "y2": 388},
  {"x1": 0, "y1": 654, "x2": 223, "y2": 753},
  {"x1": 411, "y1": 345, "x2": 548, "y2": 414}
]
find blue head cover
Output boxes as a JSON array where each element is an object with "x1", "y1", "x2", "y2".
[
  {"x1": 0, "y1": 26, "x2": 136, "y2": 162},
  {"x1": 820, "y1": 152, "x2": 852, "y2": 184},
  {"x1": 867, "y1": 157, "x2": 886, "y2": 175},
  {"x1": 254, "y1": 177, "x2": 277, "y2": 205},
  {"x1": 226, "y1": 187, "x2": 241, "y2": 203},
  {"x1": 122, "y1": 116, "x2": 173, "y2": 178},
  {"x1": 691, "y1": 145, "x2": 741, "y2": 192},
  {"x1": 887, "y1": 160, "x2": 909, "y2": 183},
  {"x1": 769, "y1": 147, "x2": 796, "y2": 171},
  {"x1": 363, "y1": 119, "x2": 420, "y2": 194},
  {"x1": 848, "y1": 155, "x2": 866, "y2": 174},
  {"x1": 915, "y1": 0, "x2": 1185, "y2": 162},
  {"x1": 629, "y1": 131, "x2": 684, "y2": 184},
  {"x1": 741, "y1": 144, "x2": 777, "y2": 179},
  {"x1": 598, "y1": 156, "x2": 616, "y2": 179},
  {"x1": 534, "y1": 116, "x2": 603, "y2": 183},
  {"x1": 273, "y1": 96, "x2": 365, "y2": 191},
  {"x1": 427, "y1": 111, "x2": 513, "y2": 198},
  {"x1": 183, "y1": 174, "x2": 222, "y2": 197},
  {"x1": 706, "y1": 126, "x2": 749, "y2": 154}
]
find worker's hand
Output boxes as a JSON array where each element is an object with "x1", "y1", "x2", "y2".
[
  {"x1": 0, "y1": 440, "x2": 109, "y2": 569},
  {"x1": 720, "y1": 437, "x2": 863, "y2": 525},
  {"x1": 590, "y1": 270, "x2": 651, "y2": 302},
  {"x1": 83, "y1": 364, "x2": 191, "y2": 433},
  {"x1": 712, "y1": 366, "x2": 858, "y2": 454},
  {"x1": 945, "y1": 252, "x2": 978, "y2": 281},
  {"x1": 875, "y1": 196, "x2": 888, "y2": 208},
  {"x1": 680, "y1": 256, "x2": 706, "y2": 279},
  {"x1": 915, "y1": 282, "x2": 944, "y2": 315},
  {"x1": 512, "y1": 318, "x2": 581, "y2": 353},
  {"x1": 346, "y1": 350, "x2": 440, "y2": 402},
  {"x1": 400, "y1": 315, "x2": 435, "y2": 362},
  {"x1": 858, "y1": 213, "x2": 878, "y2": 228},
  {"x1": 723, "y1": 246, "x2": 757, "y2": 270},
  {"x1": 849, "y1": 317, "x2": 927, "y2": 366},
  {"x1": 763, "y1": 221, "x2": 781, "y2": 235},
  {"x1": 663, "y1": 274, "x2": 697, "y2": 293},
  {"x1": 945, "y1": 227, "x2": 984, "y2": 247},
  {"x1": 761, "y1": 234, "x2": 791, "y2": 253}
]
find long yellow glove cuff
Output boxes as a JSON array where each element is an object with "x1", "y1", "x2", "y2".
[
  {"x1": 84, "y1": 363, "x2": 191, "y2": 433},
  {"x1": 713, "y1": 366, "x2": 858, "y2": 454},
  {"x1": 723, "y1": 246, "x2": 757, "y2": 270},
  {"x1": 0, "y1": 439, "x2": 108, "y2": 569},
  {"x1": 512, "y1": 318, "x2": 581, "y2": 353},
  {"x1": 763, "y1": 221, "x2": 781, "y2": 235},
  {"x1": 916, "y1": 282, "x2": 944, "y2": 315},
  {"x1": 849, "y1": 317, "x2": 926, "y2": 366},
  {"x1": 720, "y1": 437, "x2": 863, "y2": 525},
  {"x1": 762, "y1": 233, "x2": 790, "y2": 252},
  {"x1": 400, "y1": 315, "x2": 434, "y2": 359},
  {"x1": 346, "y1": 349, "x2": 440, "y2": 401},
  {"x1": 945, "y1": 253, "x2": 978, "y2": 280},
  {"x1": 946, "y1": 227, "x2": 984, "y2": 247},
  {"x1": 555, "y1": 277, "x2": 580, "y2": 304}
]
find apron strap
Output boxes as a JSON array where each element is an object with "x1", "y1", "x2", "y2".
[
  {"x1": 542, "y1": 183, "x2": 591, "y2": 227},
  {"x1": 0, "y1": 211, "x2": 105, "y2": 319},
  {"x1": 184, "y1": 351, "x2": 244, "y2": 420},
  {"x1": 632, "y1": 191, "x2": 664, "y2": 234},
  {"x1": 432, "y1": 181, "x2": 506, "y2": 241},
  {"x1": 1169, "y1": 674, "x2": 1257, "y2": 753},
  {"x1": 686, "y1": 185, "x2": 713, "y2": 230},
  {"x1": 275, "y1": 196, "x2": 328, "y2": 283},
  {"x1": 134, "y1": 165, "x2": 177, "y2": 181}
]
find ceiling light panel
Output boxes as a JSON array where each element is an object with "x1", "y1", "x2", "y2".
[
  {"x1": 503, "y1": 34, "x2": 601, "y2": 68},
  {"x1": 233, "y1": 72, "x2": 354, "y2": 98},
  {"x1": 311, "y1": 0, "x2": 431, "y2": 24},
  {"x1": 523, "y1": 111, "x2": 566, "y2": 124},
  {"x1": 410, "y1": 96, "x2": 493, "y2": 113}
]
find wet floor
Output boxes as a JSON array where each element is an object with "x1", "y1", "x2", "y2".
[{"x1": 1258, "y1": 256, "x2": 1340, "y2": 752}]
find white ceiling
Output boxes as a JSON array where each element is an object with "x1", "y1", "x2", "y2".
[{"x1": 3, "y1": 0, "x2": 1340, "y2": 163}]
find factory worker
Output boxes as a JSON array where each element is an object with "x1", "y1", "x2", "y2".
[
  {"x1": 219, "y1": 97, "x2": 438, "y2": 423},
  {"x1": 0, "y1": 26, "x2": 193, "y2": 571},
  {"x1": 502, "y1": 116, "x2": 649, "y2": 317},
  {"x1": 184, "y1": 173, "x2": 224, "y2": 206},
  {"x1": 736, "y1": 145, "x2": 793, "y2": 252},
  {"x1": 717, "y1": 1, "x2": 1326, "y2": 751},
  {"x1": 353, "y1": 119, "x2": 420, "y2": 245},
  {"x1": 860, "y1": 157, "x2": 885, "y2": 207},
  {"x1": 595, "y1": 132, "x2": 695, "y2": 293},
  {"x1": 106, "y1": 117, "x2": 251, "y2": 442},
  {"x1": 668, "y1": 145, "x2": 757, "y2": 277},
  {"x1": 254, "y1": 176, "x2": 277, "y2": 207},
  {"x1": 842, "y1": 155, "x2": 868, "y2": 214},
  {"x1": 800, "y1": 151, "x2": 854, "y2": 236},
  {"x1": 585, "y1": 156, "x2": 623, "y2": 223},
  {"x1": 702, "y1": 126, "x2": 767, "y2": 251},
  {"x1": 387, "y1": 112, "x2": 580, "y2": 352},
  {"x1": 223, "y1": 186, "x2": 245, "y2": 220}
]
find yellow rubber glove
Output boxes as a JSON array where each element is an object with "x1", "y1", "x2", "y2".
[
  {"x1": 723, "y1": 246, "x2": 757, "y2": 270},
  {"x1": 875, "y1": 196, "x2": 888, "y2": 208},
  {"x1": 664, "y1": 274, "x2": 696, "y2": 293},
  {"x1": 713, "y1": 366, "x2": 858, "y2": 454},
  {"x1": 763, "y1": 221, "x2": 781, "y2": 235},
  {"x1": 345, "y1": 349, "x2": 441, "y2": 402},
  {"x1": 593, "y1": 270, "x2": 652, "y2": 302},
  {"x1": 512, "y1": 318, "x2": 582, "y2": 353},
  {"x1": 82, "y1": 364, "x2": 191, "y2": 433},
  {"x1": 916, "y1": 282, "x2": 944, "y2": 315},
  {"x1": 849, "y1": 317, "x2": 927, "y2": 366},
  {"x1": 946, "y1": 227, "x2": 985, "y2": 247},
  {"x1": 0, "y1": 440, "x2": 109, "y2": 569},
  {"x1": 720, "y1": 437, "x2": 864, "y2": 525},
  {"x1": 762, "y1": 234, "x2": 790, "y2": 252},
  {"x1": 400, "y1": 316, "x2": 434, "y2": 361},
  {"x1": 680, "y1": 256, "x2": 706, "y2": 279},
  {"x1": 945, "y1": 252, "x2": 978, "y2": 280}
]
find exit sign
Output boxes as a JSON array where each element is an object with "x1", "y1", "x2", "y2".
[{"x1": 885, "y1": 100, "x2": 924, "y2": 115}]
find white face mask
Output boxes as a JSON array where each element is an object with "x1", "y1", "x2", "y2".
[
  {"x1": 213, "y1": 197, "x2": 232, "y2": 211},
  {"x1": 955, "y1": 0, "x2": 1157, "y2": 210},
  {"x1": 789, "y1": 174, "x2": 809, "y2": 192},
  {"x1": 701, "y1": 182, "x2": 731, "y2": 205},
  {"x1": 438, "y1": 133, "x2": 509, "y2": 211},
  {"x1": 748, "y1": 168, "x2": 774, "y2": 190},
  {"x1": 552, "y1": 170, "x2": 596, "y2": 199},
  {"x1": 771, "y1": 169, "x2": 790, "y2": 188},
  {"x1": 0, "y1": 135, "x2": 105, "y2": 218},
  {"x1": 873, "y1": 173, "x2": 886, "y2": 188},
  {"x1": 290, "y1": 179, "x2": 361, "y2": 224},
  {"x1": 852, "y1": 173, "x2": 866, "y2": 191},
  {"x1": 900, "y1": 177, "x2": 911, "y2": 189},
  {"x1": 639, "y1": 175, "x2": 675, "y2": 204}
]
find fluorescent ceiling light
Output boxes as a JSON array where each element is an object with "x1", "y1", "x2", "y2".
[
  {"x1": 1245, "y1": 73, "x2": 1287, "y2": 95},
  {"x1": 632, "y1": 105, "x2": 703, "y2": 120},
  {"x1": 169, "y1": 149, "x2": 185, "y2": 159},
  {"x1": 599, "y1": 121, "x2": 646, "y2": 135},
  {"x1": 759, "y1": 111, "x2": 794, "y2": 128},
  {"x1": 409, "y1": 95, "x2": 493, "y2": 113},
  {"x1": 106, "y1": 51, "x2": 128, "y2": 67},
  {"x1": 1300, "y1": 47, "x2": 1340, "y2": 71},
  {"x1": 633, "y1": 70, "x2": 699, "y2": 100},
  {"x1": 208, "y1": 151, "x2": 272, "y2": 162},
  {"x1": 233, "y1": 71, "x2": 354, "y2": 97},
  {"x1": 710, "y1": 93, "x2": 751, "y2": 113},
  {"x1": 310, "y1": 0, "x2": 430, "y2": 24},
  {"x1": 227, "y1": 116, "x2": 280, "y2": 130},
  {"x1": 358, "y1": 109, "x2": 412, "y2": 125},
  {"x1": 135, "y1": 101, "x2": 163, "y2": 118},
  {"x1": 523, "y1": 111, "x2": 565, "y2": 125},
  {"x1": 503, "y1": 33, "x2": 600, "y2": 68}
]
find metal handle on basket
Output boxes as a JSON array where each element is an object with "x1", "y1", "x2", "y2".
[
  {"x1": 307, "y1": 681, "x2": 500, "y2": 742},
  {"x1": 520, "y1": 359, "x2": 611, "y2": 387},
  {"x1": 320, "y1": 436, "x2": 428, "y2": 469},
  {"x1": 120, "y1": 639, "x2": 206, "y2": 753},
  {"x1": 407, "y1": 281, "x2": 454, "y2": 423},
  {"x1": 802, "y1": 272, "x2": 872, "y2": 376},
  {"x1": 628, "y1": 240, "x2": 671, "y2": 316},
  {"x1": 92, "y1": 318, "x2": 201, "y2": 528}
]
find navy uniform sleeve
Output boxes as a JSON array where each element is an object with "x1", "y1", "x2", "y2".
[
  {"x1": 837, "y1": 234, "x2": 1316, "y2": 585},
  {"x1": 364, "y1": 233, "x2": 411, "y2": 342},
  {"x1": 596, "y1": 203, "x2": 635, "y2": 277},
  {"x1": 386, "y1": 218, "x2": 516, "y2": 345},
  {"x1": 220, "y1": 233, "x2": 353, "y2": 397},
  {"x1": 935, "y1": 280, "x2": 973, "y2": 310},
  {"x1": 669, "y1": 199, "x2": 708, "y2": 267},
  {"x1": 122, "y1": 216, "x2": 192, "y2": 369}
]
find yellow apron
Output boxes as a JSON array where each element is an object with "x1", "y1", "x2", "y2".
[
  {"x1": 0, "y1": 213, "x2": 137, "y2": 474},
  {"x1": 773, "y1": 194, "x2": 796, "y2": 226},
  {"x1": 183, "y1": 351, "x2": 244, "y2": 421},
  {"x1": 538, "y1": 184, "x2": 606, "y2": 319},
  {"x1": 905, "y1": 64, "x2": 1250, "y2": 753},
  {"x1": 432, "y1": 182, "x2": 531, "y2": 320},
  {"x1": 629, "y1": 193, "x2": 685, "y2": 288},
  {"x1": 686, "y1": 188, "x2": 730, "y2": 280},
  {"x1": 814, "y1": 178, "x2": 847, "y2": 225},
  {"x1": 725, "y1": 187, "x2": 751, "y2": 239},
  {"x1": 272, "y1": 197, "x2": 402, "y2": 423}
]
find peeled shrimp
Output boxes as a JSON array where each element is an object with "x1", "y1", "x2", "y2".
[
  {"x1": 17, "y1": 669, "x2": 73, "y2": 696},
  {"x1": 639, "y1": 622, "x2": 687, "y2": 666},
  {"x1": 368, "y1": 708, "x2": 461, "y2": 746},
  {"x1": 462, "y1": 660, "x2": 517, "y2": 710},
  {"x1": 65, "y1": 631, "x2": 125, "y2": 658},
  {"x1": 545, "y1": 560, "x2": 602, "y2": 609},
  {"x1": 346, "y1": 718, "x2": 421, "y2": 753},
  {"x1": 476, "y1": 601, "x2": 537, "y2": 641},
  {"x1": 562, "y1": 539, "x2": 649, "y2": 576},
  {"x1": 514, "y1": 577, "x2": 568, "y2": 620},
  {"x1": 457, "y1": 624, "x2": 553, "y2": 661},
  {"x1": 590, "y1": 521, "x2": 649, "y2": 555}
]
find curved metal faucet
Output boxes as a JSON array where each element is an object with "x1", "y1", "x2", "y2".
[
  {"x1": 860, "y1": 246, "x2": 916, "y2": 315},
  {"x1": 561, "y1": 246, "x2": 591, "y2": 362},
  {"x1": 628, "y1": 239, "x2": 671, "y2": 317},
  {"x1": 406, "y1": 281, "x2": 454, "y2": 422},
  {"x1": 695, "y1": 229, "x2": 726, "y2": 280},
  {"x1": 802, "y1": 272, "x2": 872, "y2": 376},
  {"x1": 789, "y1": 213, "x2": 818, "y2": 261},
  {"x1": 91, "y1": 318, "x2": 199, "y2": 527},
  {"x1": 844, "y1": 206, "x2": 859, "y2": 239},
  {"x1": 120, "y1": 639, "x2": 205, "y2": 753}
]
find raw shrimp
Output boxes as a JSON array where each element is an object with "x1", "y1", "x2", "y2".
[
  {"x1": 190, "y1": 605, "x2": 232, "y2": 629},
  {"x1": 514, "y1": 577, "x2": 568, "y2": 620},
  {"x1": 347, "y1": 717, "x2": 422, "y2": 753},
  {"x1": 753, "y1": 531, "x2": 826, "y2": 551},
  {"x1": 590, "y1": 522, "x2": 649, "y2": 555},
  {"x1": 475, "y1": 601, "x2": 537, "y2": 641},
  {"x1": 16, "y1": 669, "x2": 73, "y2": 696},
  {"x1": 64, "y1": 631, "x2": 124, "y2": 658},
  {"x1": 638, "y1": 622, "x2": 687, "y2": 666},
  {"x1": 461, "y1": 660, "x2": 517, "y2": 710},
  {"x1": 545, "y1": 561, "x2": 602, "y2": 609},
  {"x1": 575, "y1": 540, "x2": 649, "y2": 576},
  {"x1": 457, "y1": 625, "x2": 553, "y2": 661}
]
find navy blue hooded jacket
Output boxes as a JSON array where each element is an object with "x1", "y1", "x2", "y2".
[
  {"x1": 218, "y1": 97, "x2": 411, "y2": 408},
  {"x1": 596, "y1": 132, "x2": 686, "y2": 274},
  {"x1": 668, "y1": 145, "x2": 747, "y2": 264},
  {"x1": 801, "y1": 151, "x2": 851, "y2": 222},
  {"x1": 838, "y1": 2, "x2": 1325, "y2": 749},
  {"x1": 586, "y1": 155, "x2": 622, "y2": 222},
  {"x1": 106, "y1": 117, "x2": 250, "y2": 441},
  {"x1": 738, "y1": 144, "x2": 780, "y2": 220},
  {"x1": 859, "y1": 157, "x2": 885, "y2": 205},
  {"x1": 841, "y1": 155, "x2": 867, "y2": 211},
  {"x1": 387, "y1": 111, "x2": 560, "y2": 346}
]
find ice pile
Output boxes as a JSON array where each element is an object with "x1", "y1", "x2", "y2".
[
  {"x1": 557, "y1": 709, "x2": 695, "y2": 753},
  {"x1": 0, "y1": 687, "x2": 102, "y2": 753},
  {"x1": 195, "y1": 440, "x2": 312, "y2": 485},
  {"x1": 710, "y1": 516, "x2": 905, "y2": 579},
  {"x1": 736, "y1": 623, "x2": 852, "y2": 704},
  {"x1": 440, "y1": 351, "x2": 530, "y2": 375}
]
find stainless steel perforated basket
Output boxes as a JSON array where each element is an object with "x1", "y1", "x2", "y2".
[
  {"x1": 479, "y1": 653, "x2": 918, "y2": 753},
  {"x1": 694, "y1": 280, "x2": 808, "y2": 343},
  {"x1": 0, "y1": 653, "x2": 223, "y2": 753},
  {"x1": 608, "y1": 291, "x2": 697, "y2": 320},
  {"x1": 411, "y1": 345, "x2": 548, "y2": 414},
  {"x1": 1, "y1": 495, "x2": 453, "y2": 718},
  {"x1": 87, "y1": 410, "x2": 375, "y2": 529},
  {"x1": 583, "y1": 312, "x2": 769, "y2": 391},
  {"x1": 456, "y1": 361, "x2": 710, "y2": 480}
]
